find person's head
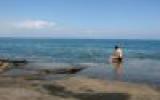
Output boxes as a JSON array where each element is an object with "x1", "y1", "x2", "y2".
[{"x1": 115, "y1": 45, "x2": 119, "y2": 50}]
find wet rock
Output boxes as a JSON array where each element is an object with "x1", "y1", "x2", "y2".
[
  {"x1": 0, "y1": 59, "x2": 27, "y2": 66},
  {"x1": 40, "y1": 67, "x2": 86, "y2": 75},
  {"x1": 10, "y1": 60, "x2": 27, "y2": 66},
  {"x1": 0, "y1": 58, "x2": 28, "y2": 73}
]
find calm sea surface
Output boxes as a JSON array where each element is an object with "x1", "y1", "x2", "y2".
[{"x1": 0, "y1": 38, "x2": 160, "y2": 86}]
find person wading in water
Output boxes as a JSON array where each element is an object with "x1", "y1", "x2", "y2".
[
  {"x1": 111, "y1": 45, "x2": 123, "y2": 63},
  {"x1": 109, "y1": 45, "x2": 124, "y2": 80}
]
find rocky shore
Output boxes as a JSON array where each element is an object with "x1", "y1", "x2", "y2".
[
  {"x1": 0, "y1": 59, "x2": 159, "y2": 100},
  {"x1": 0, "y1": 76, "x2": 159, "y2": 100}
]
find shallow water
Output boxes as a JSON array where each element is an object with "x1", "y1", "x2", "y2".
[
  {"x1": 0, "y1": 38, "x2": 160, "y2": 86},
  {"x1": 77, "y1": 59, "x2": 160, "y2": 85}
]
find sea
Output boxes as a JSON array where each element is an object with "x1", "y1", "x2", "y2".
[{"x1": 0, "y1": 38, "x2": 160, "y2": 86}]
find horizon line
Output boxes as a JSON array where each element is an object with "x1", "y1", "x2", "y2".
[{"x1": 0, "y1": 36, "x2": 159, "y2": 41}]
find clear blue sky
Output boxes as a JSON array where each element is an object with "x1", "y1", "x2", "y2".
[{"x1": 0, "y1": 0, "x2": 160, "y2": 39}]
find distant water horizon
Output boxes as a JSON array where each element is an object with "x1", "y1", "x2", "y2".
[
  {"x1": 1, "y1": 36, "x2": 160, "y2": 41},
  {"x1": 0, "y1": 38, "x2": 160, "y2": 86}
]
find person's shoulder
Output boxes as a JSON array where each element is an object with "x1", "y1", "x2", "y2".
[{"x1": 117, "y1": 48, "x2": 122, "y2": 50}]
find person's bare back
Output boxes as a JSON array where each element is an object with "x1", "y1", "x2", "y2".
[{"x1": 111, "y1": 45, "x2": 123, "y2": 62}]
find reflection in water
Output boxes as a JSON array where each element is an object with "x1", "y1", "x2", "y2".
[{"x1": 111, "y1": 61, "x2": 123, "y2": 80}]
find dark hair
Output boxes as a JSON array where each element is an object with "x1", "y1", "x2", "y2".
[{"x1": 115, "y1": 45, "x2": 119, "y2": 50}]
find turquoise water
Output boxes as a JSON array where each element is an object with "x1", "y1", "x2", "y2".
[{"x1": 1, "y1": 38, "x2": 160, "y2": 85}]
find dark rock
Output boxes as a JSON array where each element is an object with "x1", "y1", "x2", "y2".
[
  {"x1": 0, "y1": 58, "x2": 27, "y2": 66},
  {"x1": 40, "y1": 67, "x2": 85, "y2": 75}
]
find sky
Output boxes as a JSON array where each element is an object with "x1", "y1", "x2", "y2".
[{"x1": 0, "y1": 0, "x2": 160, "y2": 39}]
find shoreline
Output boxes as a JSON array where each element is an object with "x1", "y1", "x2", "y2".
[
  {"x1": 0, "y1": 59, "x2": 159, "y2": 87},
  {"x1": 0, "y1": 58, "x2": 159, "y2": 99}
]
